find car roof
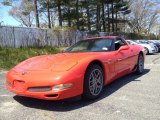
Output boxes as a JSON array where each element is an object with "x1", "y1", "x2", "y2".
[{"x1": 82, "y1": 36, "x2": 117, "y2": 40}]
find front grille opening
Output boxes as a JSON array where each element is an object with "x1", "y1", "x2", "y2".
[
  {"x1": 45, "y1": 94, "x2": 58, "y2": 98},
  {"x1": 28, "y1": 86, "x2": 51, "y2": 92}
]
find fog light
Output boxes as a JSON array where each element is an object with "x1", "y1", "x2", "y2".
[
  {"x1": 28, "y1": 86, "x2": 51, "y2": 92},
  {"x1": 52, "y1": 83, "x2": 73, "y2": 91}
]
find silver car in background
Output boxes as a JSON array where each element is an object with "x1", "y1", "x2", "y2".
[
  {"x1": 136, "y1": 40, "x2": 158, "y2": 54},
  {"x1": 148, "y1": 40, "x2": 160, "y2": 52},
  {"x1": 126, "y1": 40, "x2": 158, "y2": 55}
]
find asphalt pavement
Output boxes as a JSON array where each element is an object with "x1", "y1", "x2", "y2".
[{"x1": 0, "y1": 53, "x2": 160, "y2": 120}]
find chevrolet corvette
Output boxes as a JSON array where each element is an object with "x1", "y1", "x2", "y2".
[{"x1": 6, "y1": 36, "x2": 145, "y2": 100}]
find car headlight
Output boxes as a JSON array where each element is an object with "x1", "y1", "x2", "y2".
[{"x1": 52, "y1": 83, "x2": 73, "y2": 91}]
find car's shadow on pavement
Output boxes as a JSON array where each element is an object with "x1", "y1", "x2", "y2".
[{"x1": 14, "y1": 69, "x2": 150, "y2": 112}]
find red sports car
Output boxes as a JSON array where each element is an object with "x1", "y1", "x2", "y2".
[{"x1": 6, "y1": 36, "x2": 145, "y2": 100}]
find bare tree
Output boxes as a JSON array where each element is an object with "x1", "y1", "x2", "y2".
[
  {"x1": 128, "y1": 0, "x2": 160, "y2": 34},
  {"x1": 0, "y1": 2, "x2": 4, "y2": 25},
  {"x1": 8, "y1": 0, "x2": 35, "y2": 27}
]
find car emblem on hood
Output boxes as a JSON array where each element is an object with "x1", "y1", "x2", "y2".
[{"x1": 22, "y1": 72, "x2": 27, "y2": 75}]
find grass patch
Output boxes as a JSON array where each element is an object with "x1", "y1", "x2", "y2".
[{"x1": 0, "y1": 46, "x2": 66, "y2": 70}]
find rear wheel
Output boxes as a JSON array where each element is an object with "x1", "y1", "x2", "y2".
[
  {"x1": 83, "y1": 64, "x2": 104, "y2": 100},
  {"x1": 135, "y1": 54, "x2": 144, "y2": 74}
]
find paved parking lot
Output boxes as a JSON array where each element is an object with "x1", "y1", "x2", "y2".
[{"x1": 0, "y1": 54, "x2": 160, "y2": 120}]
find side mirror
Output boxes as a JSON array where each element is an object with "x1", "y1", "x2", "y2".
[{"x1": 118, "y1": 45, "x2": 129, "y2": 52}]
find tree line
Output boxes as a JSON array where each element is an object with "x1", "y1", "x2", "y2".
[
  {"x1": 1, "y1": 0, "x2": 131, "y2": 32},
  {"x1": 1, "y1": 0, "x2": 160, "y2": 35}
]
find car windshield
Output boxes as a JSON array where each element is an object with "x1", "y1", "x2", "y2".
[{"x1": 65, "y1": 38, "x2": 113, "y2": 52}]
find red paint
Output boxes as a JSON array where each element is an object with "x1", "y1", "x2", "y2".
[{"x1": 6, "y1": 36, "x2": 145, "y2": 100}]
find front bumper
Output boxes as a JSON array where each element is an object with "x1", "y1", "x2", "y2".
[
  {"x1": 6, "y1": 83, "x2": 80, "y2": 100},
  {"x1": 6, "y1": 70, "x2": 84, "y2": 100}
]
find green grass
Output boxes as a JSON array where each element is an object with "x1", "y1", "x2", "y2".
[{"x1": 0, "y1": 46, "x2": 66, "y2": 70}]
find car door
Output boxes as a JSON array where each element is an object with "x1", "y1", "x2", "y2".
[
  {"x1": 127, "y1": 44, "x2": 139, "y2": 69},
  {"x1": 113, "y1": 38, "x2": 133, "y2": 78}
]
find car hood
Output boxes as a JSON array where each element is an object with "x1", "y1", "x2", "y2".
[{"x1": 12, "y1": 53, "x2": 99, "y2": 72}]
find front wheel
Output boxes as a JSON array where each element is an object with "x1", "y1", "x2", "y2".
[
  {"x1": 135, "y1": 54, "x2": 144, "y2": 74},
  {"x1": 83, "y1": 64, "x2": 104, "y2": 100}
]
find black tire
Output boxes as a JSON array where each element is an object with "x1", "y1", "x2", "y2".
[
  {"x1": 83, "y1": 64, "x2": 104, "y2": 100},
  {"x1": 144, "y1": 47, "x2": 149, "y2": 55},
  {"x1": 135, "y1": 54, "x2": 144, "y2": 75}
]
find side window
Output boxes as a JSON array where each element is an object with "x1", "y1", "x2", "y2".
[{"x1": 114, "y1": 38, "x2": 126, "y2": 51}]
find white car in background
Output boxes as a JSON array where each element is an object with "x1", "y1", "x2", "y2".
[
  {"x1": 136, "y1": 40, "x2": 158, "y2": 53},
  {"x1": 148, "y1": 40, "x2": 160, "y2": 52},
  {"x1": 126, "y1": 40, "x2": 158, "y2": 55}
]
